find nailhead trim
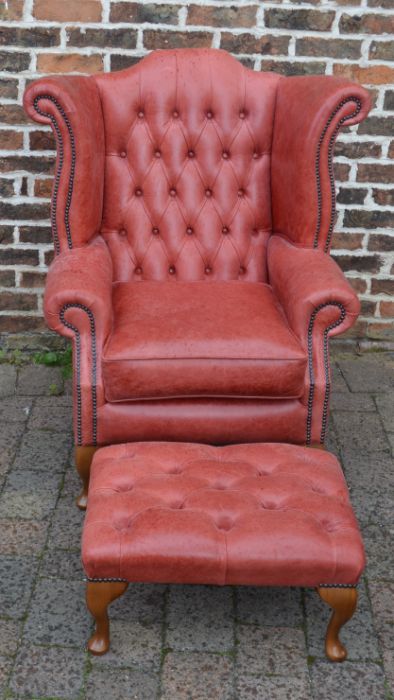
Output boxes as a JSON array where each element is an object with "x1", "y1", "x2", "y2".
[
  {"x1": 60, "y1": 303, "x2": 97, "y2": 446},
  {"x1": 306, "y1": 302, "x2": 346, "y2": 445},
  {"x1": 84, "y1": 577, "x2": 128, "y2": 583},
  {"x1": 318, "y1": 583, "x2": 358, "y2": 589},
  {"x1": 33, "y1": 94, "x2": 76, "y2": 254},
  {"x1": 313, "y1": 96, "x2": 362, "y2": 252}
]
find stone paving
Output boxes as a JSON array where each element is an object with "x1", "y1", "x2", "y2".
[{"x1": 0, "y1": 352, "x2": 393, "y2": 700}]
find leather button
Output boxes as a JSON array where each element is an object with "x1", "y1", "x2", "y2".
[
  {"x1": 186, "y1": 226, "x2": 193, "y2": 235},
  {"x1": 206, "y1": 111, "x2": 213, "y2": 119},
  {"x1": 169, "y1": 188, "x2": 176, "y2": 197},
  {"x1": 222, "y1": 226, "x2": 229, "y2": 235},
  {"x1": 169, "y1": 265, "x2": 176, "y2": 275},
  {"x1": 120, "y1": 151, "x2": 127, "y2": 158},
  {"x1": 135, "y1": 266, "x2": 142, "y2": 275},
  {"x1": 119, "y1": 228, "x2": 127, "y2": 237},
  {"x1": 238, "y1": 188, "x2": 245, "y2": 197},
  {"x1": 152, "y1": 227, "x2": 159, "y2": 235},
  {"x1": 173, "y1": 110, "x2": 179, "y2": 118},
  {"x1": 252, "y1": 228, "x2": 258, "y2": 236},
  {"x1": 154, "y1": 149, "x2": 161, "y2": 158},
  {"x1": 205, "y1": 188, "x2": 212, "y2": 197},
  {"x1": 239, "y1": 110, "x2": 246, "y2": 119},
  {"x1": 205, "y1": 266, "x2": 212, "y2": 274},
  {"x1": 239, "y1": 266, "x2": 246, "y2": 275},
  {"x1": 188, "y1": 150, "x2": 195, "y2": 158},
  {"x1": 138, "y1": 110, "x2": 144, "y2": 118},
  {"x1": 253, "y1": 152, "x2": 259, "y2": 159},
  {"x1": 135, "y1": 188, "x2": 143, "y2": 197},
  {"x1": 222, "y1": 151, "x2": 229, "y2": 159}
]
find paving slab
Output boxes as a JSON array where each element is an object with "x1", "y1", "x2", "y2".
[
  {"x1": 0, "y1": 555, "x2": 38, "y2": 618},
  {"x1": 310, "y1": 661, "x2": 387, "y2": 700},
  {"x1": 368, "y1": 582, "x2": 394, "y2": 650},
  {"x1": 236, "y1": 625, "x2": 307, "y2": 676},
  {"x1": 160, "y1": 652, "x2": 235, "y2": 700},
  {"x1": 10, "y1": 644, "x2": 85, "y2": 700},
  {"x1": 86, "y1": 667, "x2": 159, "y2": 700},
  {"x1": 332, "y1": 411, "x2": 391, "y2": 456},
  {"x1": 39, "y1": 548, "x2": 84, "y2": 581},
  {"x1": 0, "y1": 422, "x2": 25, "y2": 478},
  {"x1": 13, "y1": 429, "x2": 72, "y2": 472},
  {"x1": 23, "y1": 578, "x2": 90, "y2": 647},
  {"x1": 0, "y1": 397, "x2": 32, "y2": 424},
  {"x1": 47, "y1": 498, "x2": 84, "y2": 551},
  {"x1": 28, "y1": 397, "x2": 73, "y2": 432},
  {"x1": 337, "y1": 355, "x2": 394, "y2": 393},
  {"x1": 167, "y1": 585, "x2": 234, "y2": 652},
  {"x1": 0, "y1": 364, "x2": 17, "y2": 397},
  {"x1": 17, "y1": 365, "x2": 64, "y2": 396},
  {"x1": 0, "y1": 469, "x2": 62, "y2": 520},
  {"x1": 0, "y1": 655, "x2": 12, "y2": 697},
  {"x1": 363, "y1": 525, "x2": 394, "y2": 580},
  {"x1": 236, "y1": 586, "x2": 303, "y2": 627},
  {"x1": 0, "y1": 618, "x2": 21, "y2": 657},
  {"x1": 236, "y1": 673, "x2": 312, "y2": 700},
  {"x1": 0, "y1": 519, "x2": 48, "y2": 555}
]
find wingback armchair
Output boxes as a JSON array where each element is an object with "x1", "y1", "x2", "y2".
[{"x1": 24, "y1": 49, "x2": 370, "y2": 507}]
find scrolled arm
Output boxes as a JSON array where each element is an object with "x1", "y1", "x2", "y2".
[
  {"x1": 271, "y1": 76, "x2": 371, "y2": 251},
  {"x1": 23, "y1": 75, "x2": 105, "y2": 254},
  {"x1": 44, "y1": 237, "x2": 113, "y2": 446},
  {"x1": 268, "y1": 235, "x2": 360, "y2": 445}
]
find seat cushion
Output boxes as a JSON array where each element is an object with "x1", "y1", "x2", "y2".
[
  {"x1": 82, "y1": 442, "x2": 365, "y2": 586},
  {"x1": 103, "y1": 281, "x2": 307, "y2": 401}
]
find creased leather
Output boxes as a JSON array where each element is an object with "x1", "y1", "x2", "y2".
[
  {"x1": 268, "y1": 235, "x2": 360, "y2": 442},
  {"x1": 82, "y1": 442, "x2": 365, "y2": 585},
  {"x1": 271, "y1": 76, "x2": 371, "y2": 250},
  {"x1": 103, "y1": 281, "x2": 306, "y2": 401},
  {"x1": 23, "y1": 49, "x2": 370, "y2": 447},
  {"x1": 44, "y1": 237, "x2": 113, "y2": 444}
]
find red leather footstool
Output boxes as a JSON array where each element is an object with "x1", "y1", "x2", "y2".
[{"x1": 82, "y1": 442, "x2": 364, "y2": 661}]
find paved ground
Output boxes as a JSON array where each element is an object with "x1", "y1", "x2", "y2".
[{"x1": 0, "y1": 351, "x2": 393, "y2": 700}]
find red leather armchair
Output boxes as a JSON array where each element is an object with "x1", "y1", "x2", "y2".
[{"x1": 24, "y1": 49, "x2": 370, "y2": 505}]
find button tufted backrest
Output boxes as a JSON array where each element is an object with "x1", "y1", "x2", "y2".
[{"x1": 94, "y1": 49, "x2": 280, "y2": 283}]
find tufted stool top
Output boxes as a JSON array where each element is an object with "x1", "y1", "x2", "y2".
[{"x1": 82, "y1": 442, "x2": 365, "y2": 587}]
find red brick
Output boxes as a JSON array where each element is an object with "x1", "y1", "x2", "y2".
[
  {"x1": 110, "y1": 2, "x2": 179, "y2": 24},
  {"x1": 0, "y1": 249, "x2": 39, "y2": 266},
  {"x1": 333, "y1": 63, "x2": 394, "y2": 85},
  {"x1": 67, "y1": 28, "x2": 137, "y2": 49},
  {"x1": 265, "y1": 9, "x2": 335, "y2": 31},
  {"x1": 29, "y1": 130, "x2": 56, "y2": 151},
  {"x1": 0, "y1": 104, "x2": 31, "y2": 126},
  {"x1": 34, "y1": 179, "x2": 53, "y2": 198},
  {"x1": 296, "y1": 37, "x2": 361, "y2": 59},
  {"x1": 371, "y1": 278, "x2": 394, "y2": 295},
  {"x1": 380, "y1": 301, "x2": 394, "y2": 318},
  {"x1": 37, "y1": 53, "x2": 103, "y2": 74},
  {"x1": 0, "y1": 292, "x2": 37, "y2": 312},
  {"x1": 221, "y1": 33, "x2": 289, "y2": 55},
  {"x1": 335, "y1": 141, "x2": 381, "y2": 159},
  {"x1": 33, "y1": 0, "x2": 102, "y2": 22},
  {"x1": 143, "y1": 30, "x2": 212, "y2": 50},
  {"x1": 372, "y1": 189, "x2": 394, "y2": 207},
  {"x1": 0, "y1": 0, "x2": 24, "y2": 20},
  {"x1": 331, "y1": 232, "x2": 364, "y2": 250},
  {"x1": 334, "y1": 254, "x2": 381, "y2": 273},
  {"x1": 260, "y1": 60, "x2": 325, "y2": 76},
  {"x1": 0, "y1": 316, "x2": 46, "y2": 332},
  {"x1": 0, "y1": 179, "x2": 14, "y2": 197},
  {"x1": 0, "y1": 27, "x2": 60, "y2": 47},
  {"x1": 19, "y1": 226, "x2": 52, "y2": 244},
  {"x1": 368, "y1": 233, "x2": 394, "y2": 252},
  {"x1": 0, "y1": 130, "x2": 23, "y2": 150},
  {"x1": 0, "y1": 225, "x2": 14, "y2": 244},
  {"x1": 340, "y1": 13, "x2": 394, "y2": 34},
  {"x1": 334, "y1": 163, "x2": 351, "y2": 182},
  {"x1": 366, "y1": 321, "x2": 394, "y2": 341},
  {"x1": 344, "y1": 209, "x2": 394, "y2": 229},
  {"x1": 0, "y1": 155, "x2": 54, "y2": 175},
  {"x1": 110, "y1": 55, "x2": 141, "y2": 72},
  {"x1": 20, "y1": 272, "x2": 47, "y2": 288},
  {"x1": 0, "y1": 201, "x2": 50, "y2": 220},
  {"x1": 357, "y1": 163, "x2": 394, "y2": 184},
  {"x1": 188, "y1": 5, "x2": 257, "y2": 28},
  {"x1": 0, "y1": 78, "x2": 18, "y2": 99},
  {"x1": 369, "y1": 41, "x2": 394, "y2": 61},
  {"x1": 0, "y1": 271, "x2": 15, "y2": 287},
  {"x1": 348, "y1": 278, "x2": 367, "y2": 294},
  {"x1": 0, "y1": 51, "x2": 30, "y2": 73}
]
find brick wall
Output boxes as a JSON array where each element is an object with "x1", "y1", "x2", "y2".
[{"x1": 0, "y1": 0, "x2": 393, "y2": 347}]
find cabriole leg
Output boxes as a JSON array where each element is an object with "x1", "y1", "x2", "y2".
[
  {"x1": 86, "y1": 581, "x2": 128, "y2": 655},
  {"x1": 317, "y1": 586, "x2": 357, "y2": 662},
  {"x1": 75, "y1": 446, "x2": 97, "y2": 510}
]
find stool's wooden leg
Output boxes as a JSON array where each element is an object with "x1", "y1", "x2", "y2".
[
  {"x1": 317, "y1": 587, "x2": 357, "y2": 662},
  {"x1": 75, "y1": 446, "x2": 97, "y2": 510},
  {"x1": 86, "y1": 581, "x2": 128, "y2": 655}
]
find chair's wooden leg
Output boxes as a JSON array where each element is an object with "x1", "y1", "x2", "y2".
[
  {"x1": 75, "y1": 446, "x2": 98, "y2": 510},
  {"x1": 86, "y1": 581, "x2": 128, "y2": 655},
  {"x1": 317, "y1": 587, "x2": 358, "y2": 662}
]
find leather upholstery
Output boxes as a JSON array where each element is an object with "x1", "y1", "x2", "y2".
[
  {"x1": 103, "y1": 281, "x2": 306, "y2": 401},
  {"x1": 23, "y1": 49, "x2": 371, "y2": 447},
  {"x1": 82, "y1": 442, "x2": 365, "y2": 586}
]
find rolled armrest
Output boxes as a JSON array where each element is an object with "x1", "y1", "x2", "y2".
[
  {"x1": 23, "y1": 75, "x2": 105, "y2": 254},
  {"x1": 44, "y1": 236, "x2": 113, "y2": 342},
  {"x1": 271, "y1": 76, "x2": 371, "y2": 251},
  {"x1": 268, "y1": 236, "x2": 360, "y2": 345}
]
